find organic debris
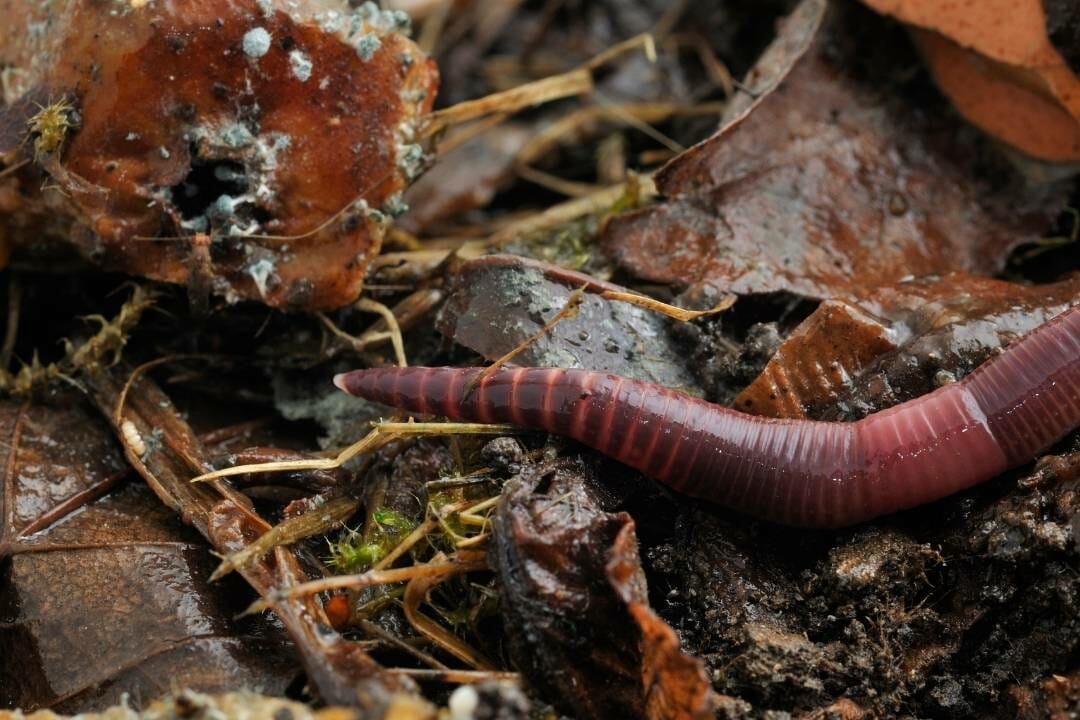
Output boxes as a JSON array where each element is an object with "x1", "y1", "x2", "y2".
[
  {"x1": 437, "y1": 255, "x2": 705, "y2": 395},
  {"x1": 0, "y1": 397, "x2": 296, "y2": 711},
  {"x1": 604, "y1": 0, "x2": 1072, "y2": 305},
  {"x1": 2, "y1": 0, "x2": 1079, "y2": 717},
  {"x1": 0, "y1": 0, "x2": 437, "y2": 310},
  {"x1": 859, "y1": 0, "x2": 1080, "y2": 166},
  {"x1": 491, "y1": 458, "x2": 719, "y2": 720},
  {"x1": 735, "y1": 272, "x2": 1080, "y2": 419}
]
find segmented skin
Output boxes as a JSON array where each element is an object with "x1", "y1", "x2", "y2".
[{"x1": 335, "y1": 305, "x2": 1080, "y2": 527}]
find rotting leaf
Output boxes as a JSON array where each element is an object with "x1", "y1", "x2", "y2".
[
  {"x1": 0, "y1": 0, "x2": 437, "y2": 311},
  {"x1": 605, "y1": 523, "x2": 719, "y2": 720},
  {"x1": 0, "y1": 689, "x2": 434, "y2": 720},
  {"x1": 79, "y1": 364, "x2": 415, "y2": 707},
  {"x1": 0, "y1": 395, "x2": 296, "y2": 712},
  {"x1": 399, "y1": 123, "x2": 532, "y2": 235},
  {"x1": 859, "y1": 0, "x2": 1080, "y2": 165},
  {"x1": 604, "y1": 0, "x2": 1072, "y2": 305},
  {"x1": 437, "y1": 255, "x2": 703, "y2": 395},
  {"x1": 735, "y1": 272, "x2": 1080, "y2": 420},
  {"x1": 491, "y1": 458, "x2": 719, "y2": 720}
]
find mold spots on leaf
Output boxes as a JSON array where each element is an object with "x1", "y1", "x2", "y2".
[{"x1": 242, "y1": 27, "x2": 272, "y2": 58}]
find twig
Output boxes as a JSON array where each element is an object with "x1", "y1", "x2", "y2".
[
  {"x1": 488, "y1": 175, "x2": 657, "y2": 247},
  {"x1": 0, "y1": 275, "x2": 21, "y2": 371},
  {"x1": 403, "y1": 554, "x2": 496, "y2": 670}
]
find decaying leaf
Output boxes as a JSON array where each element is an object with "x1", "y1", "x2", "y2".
[
  {"x1": 491, "y1": 459, "x2": 719, "y2": 720},
  {"x1": 0, "y1": 689, "x2": 433, "y2": 720},
  {"x1": 0, "y1": 396, "x2": 296, "y2": 712},
  {"x1": 0, "y1": 0, "x2": 437, "y2": 310},
  {"x1": 398, "y1": 123, "x2": 532, "y2": 235},
  {"x1": 604, "y1": 0, "x2": 1070, "y2": 304},
  {"x1": 860, "y1": 0, "x2": 1080, "y2": 165},
  {"x1": 437, "y1": 255, "x2": 703, "y2": 395},
  {"x1": 80, "y1": 364, "x2": 413, "y2": 707},
  {"x1": 735, "y1": 272, "x2": 1080, "y2": 419}
]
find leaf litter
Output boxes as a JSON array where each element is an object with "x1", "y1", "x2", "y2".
[{"x1": 1, "y1": 0, "x2": 1079, "y2": 718}]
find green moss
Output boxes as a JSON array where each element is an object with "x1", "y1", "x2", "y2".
[{"x1": 327, "y1": 507, "x2": 416, "y2": 574}]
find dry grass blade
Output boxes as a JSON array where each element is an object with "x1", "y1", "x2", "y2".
[
  {"x1": 386, "y1": 668, "x2": 521, "y2": 683},
  {"x1": 319, "y1": 296, "x2": 409, "y2": 366},
  {"x1": 488, "y1": 175, "x2": 657, "y2": 247},
  {"x1": 356, "y1": 297, "x2": 408, "y2": 367},
  {"x1": 424, "y1": 69, "x2": 593, "y2": 138},
  {"x1": 372, "y1": 517, "x2": 439, "y2": 572},
  {"x1": 245, "y1": 554, "x2": 487, "y2": 614},
  {"x1": 600, "y1": 290, "x2": 737, "y2": 321},
  {"x1": 191, "y1": 427, "x2": 394, "y2": 483},
  {"x1": 373, "y1": 421, "x2": 522, "y2": 436},
  {"x1": 403, "y1": 554, "x2": 496, "y2": 670},
  {"x1": 515, "y1": 101, "x2": 726, "y2": 168},
  {"x1": 192, "y1": 422, "x2": 517, "y2": 485},
  {"x1": 423, "y1": 34, "x2": 656, "y2": 137},
  {"x1": 211, "y1": 496, "x2": 361, "y2": 582}
]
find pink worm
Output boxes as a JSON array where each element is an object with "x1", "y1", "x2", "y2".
[{"x1": 335, "y1": 305, "x2": 1080, "y2": 527}]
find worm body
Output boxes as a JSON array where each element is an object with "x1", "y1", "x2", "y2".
[{"x1": 335, "y1": 305, "x2": 1080, "y2": 527}]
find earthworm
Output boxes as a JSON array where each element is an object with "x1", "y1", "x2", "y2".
[{"x1": 335, "y1": 304, "x2": 1080, "y2": 527}]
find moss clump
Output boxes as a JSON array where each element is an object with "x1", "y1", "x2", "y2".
[{"x1": 327, "y1": 507, "x2": 416, "y2": 574}]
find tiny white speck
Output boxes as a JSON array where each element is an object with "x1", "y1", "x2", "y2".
[
  {"x1": 448, "y1": 686, "x2": 478, "y2": 720},
  {"x1": 289, "y1": 50, "x2": 313, "y2": 81},
  {"x1": 243, "y1": 27, "x2": 272, "y2": 58},
  {"x1": 355, "y1": 33, "x2": 381, "y2": 61}
]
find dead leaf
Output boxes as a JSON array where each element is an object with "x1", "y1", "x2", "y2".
[
  {"x1": 0, "y1": 396, "x2": 296, "y2": 712},
  {"x1": 604, "y1": 0, "x2": 1070, "y2": 304},
  {"x1": 399, "y1": 124, "x2": 532, "y2": 235},
  {"x1": 437, "y1": 254, "x2": 703, "y2": 395},
  {"x1": 80, "y1": 364, "x2": 414, "y2": 707},
  {"x1": 491, "y1": 458, "x2": 718, "y2": 720},
  {"x1": 861, "y1": 0, "x2": 1080, "y2": 164},
  {"x1": 606, "y1": 523, "x2": 718, "y2": 720},
  {"x1": 735, "y1": 272, "x2": 1080, "y2": 420},
  {"x1": 0, "y1": 0, "x2": 436, "y2": 310}
]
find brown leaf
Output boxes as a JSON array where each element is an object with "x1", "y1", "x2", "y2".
[
  {"x1": 437, "y1": 254, "x2": 704, "y2": 395},
  {"x1": 606, "y1": 524, "x2": 718, "y2": 720},
  {"x1": 0, "y1": 0, "x2": 437, "y2": 310},
  {"x1": 399, "y1": 124, "x2": 532, "y2": 235},
  {"x1": 736, "y1": 273, "x2": 1080, "y2": 419},
  {"x1": 604, "y1": 0, "x2": 1069, "y2": 304},
  {"x1": 491, "y1": 459, "x2": 718, "y2": 720},
  {"x1": 79, "y1": 364, "x2": 414, "y2": 707},
  {"x1": 0, "y1": 396, "x2": 296, "y2": 712},
  {"x1": 861, "y1": 0, "x2": 1080, "y2": 164}
]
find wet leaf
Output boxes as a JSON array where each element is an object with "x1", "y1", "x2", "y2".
[
  {"x1": 0, "y1": 396, "x2": 296, "y2": 712},
  {"x1": 399, "y1": 123, "x2": 532, "y2": 235},
  {"x1": 491, "y1": 459, "x2": 718, "y2": 720},
  {"x1": 605, "y1": 523, "x2": 719, "y2": 720},
  {"x1": 604, "y1": 0, "x2": 1070, "y2": 304},
  {"x1": 735, "y1": 273, "x2": 1080, "y2": 419},
  {"x1": 437, "y1": 255, "x2": 703, "y2": 395},
  {"x1": 0, "y1": 0, "x2": 437, "y2": 310},
  {"x1": 79, "y1": 365, "x2": 414, "y2": 707},
  {"x1": 860, "y1": 0, "x2": 1080, "y2": 164}
]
